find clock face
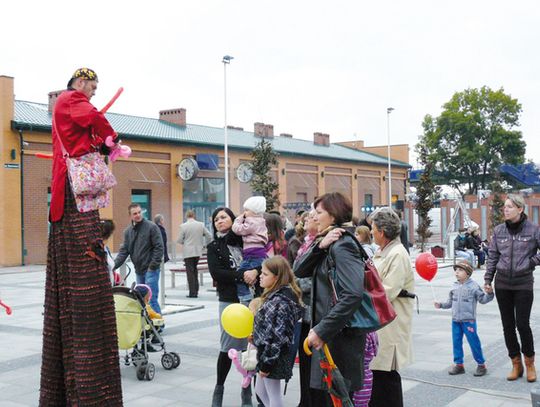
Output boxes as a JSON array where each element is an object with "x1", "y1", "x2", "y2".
[
  {"x1": 236, "y1": 163, "x2": 253, "y2": 183},
  {"x1": 178, "y1": 157, "x2": 199, "y2": 181}
]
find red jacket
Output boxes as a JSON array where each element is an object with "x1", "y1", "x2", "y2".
[{"x1": 50, "y1": 90, "x2": 116, "y2": 222}]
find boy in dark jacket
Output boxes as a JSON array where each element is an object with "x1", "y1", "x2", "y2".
[{"x1": 435, "y1": 262, "x2": 494, "y2": 377}]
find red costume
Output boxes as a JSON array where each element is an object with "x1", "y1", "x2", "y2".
[
  {"x1": 50, "y1": 90, "x2": 116, "y2": 222},
  {"x1": 40, "y1": 79, "x2": 123, "y2": 406}
]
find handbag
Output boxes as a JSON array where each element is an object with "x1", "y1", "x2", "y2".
[
  {"x1": 56, "y1": 132, "x2": 116, "y2": 212},
  {"x1": 327, "y1": 231, "x2": 397, "y2": 333},
  {"x1": 240, "y1": 343, "x2": 258, "y2": 371}
]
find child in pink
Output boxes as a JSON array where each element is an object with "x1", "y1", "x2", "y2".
[
  {"x1": 353, "y1": 332, "x2": 379, "y2": 407},
  {"x1": 232, "y1": 196, "x2": 268, "y2": 304}
]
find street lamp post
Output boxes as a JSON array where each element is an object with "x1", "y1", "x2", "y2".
[
  {"x1": 222, "y1": 55, "x2": 234, "y2": 208},
  {"x1": 387, "y1": 107, "x2": 394, "y2": 207}
]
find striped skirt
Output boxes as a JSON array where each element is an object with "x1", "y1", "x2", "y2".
[{"x1": 39, "y1": 184, "x2": 123, "y2": 406}]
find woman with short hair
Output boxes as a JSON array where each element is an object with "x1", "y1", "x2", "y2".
[{"x1": 369, "y1": 207, "x2": 414, "y2": 407}]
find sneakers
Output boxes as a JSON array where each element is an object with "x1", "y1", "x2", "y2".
[
  {"x1": 474, "y1": 364, "x2": 487, "y2": 377},
  {"x1": 448, "y1": 364, "x2": 465, "y2": 375},
  {"x1": 448, "y1": 364, "x2": 487, "y2": 376}
]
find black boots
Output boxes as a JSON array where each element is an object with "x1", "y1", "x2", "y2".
[
  {"x1": 211, "y1": 384, "x2": 224, "y2": 407},
  {"x1": 241, "y1": 385, "x2": 253, "y2": 407}
]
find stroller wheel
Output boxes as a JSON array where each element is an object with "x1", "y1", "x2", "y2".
[
  {"x1": 144, "y1": 362, "x2": 155, "y2": 381},
  {"x1": 170, "y1": 352, "x2": 181, "y2": 368},
  {"x1": 136, "y1": 364, "x2": 146, "y2": 381},
  {"x1": 161, "y1": 353, "x2": 175, "y2": 370}
]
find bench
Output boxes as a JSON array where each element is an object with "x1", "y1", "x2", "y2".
[{"x1": 170, "y1": 255, "x2": 209, "y2": 288}]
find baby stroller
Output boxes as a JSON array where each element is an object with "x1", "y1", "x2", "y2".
[{"x1": 113, "y1": 284, "x2": 180, "y2": 381}]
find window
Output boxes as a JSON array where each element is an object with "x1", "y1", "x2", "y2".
[{"x1": 131, "y1": 190, "x2": 151, "y2": 219}]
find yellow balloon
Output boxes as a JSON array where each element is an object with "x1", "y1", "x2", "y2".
[{"x1": 221, "y1": 303, "x2": 254, "y2": 338}]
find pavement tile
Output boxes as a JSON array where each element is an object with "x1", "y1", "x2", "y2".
[{"x1": 1, "y1": 260, "x2": 540, "y2": 406}]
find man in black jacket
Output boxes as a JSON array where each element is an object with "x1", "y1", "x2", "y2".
[{"x1": 114, "y1": 203, "x2": 164, "y2": 313}]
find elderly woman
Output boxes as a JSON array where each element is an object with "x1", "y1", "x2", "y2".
[
  {"x1": 294, "y1": 192, "x2": 366, "y2": 406},
  {"x1": 207, "y1": 207, "x2": 258, "y2": 407},
  {"x1": 369, "y1": 207, "x2": 414, "y2": 407},
  {"x1": 484, "y1": 194, "x2": 540, "y2": 382}
]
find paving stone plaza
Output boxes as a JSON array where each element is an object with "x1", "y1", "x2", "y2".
[{"x1": 0, "y1": 260, "x2": 538, "y2": 406}]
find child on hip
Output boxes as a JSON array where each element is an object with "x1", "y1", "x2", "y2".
[{"x1": 232, "y1": 196, "x2": 268, "y2": 304}]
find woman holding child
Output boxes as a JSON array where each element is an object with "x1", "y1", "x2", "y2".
[{"x1": 208, "y1": 207, "x2": 259, "y2": 407}]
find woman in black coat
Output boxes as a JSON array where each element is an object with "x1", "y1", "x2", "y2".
[
  {"x1": 294, "y1": 192, "x2": 366, "y2": 406},
  {"x1": 208, "y1": 207, "x2": 258, "y2": 407}
]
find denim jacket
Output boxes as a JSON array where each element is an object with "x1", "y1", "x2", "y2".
[{"x1": 439, "y1": 279, "x2": 493, "y2": 321}]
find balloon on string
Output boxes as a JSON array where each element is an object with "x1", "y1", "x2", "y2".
[
  {"x1": 415, "y1": 252, "x2": 438, "y2": 282},
  {"x1": 221, "y1": 303, "x2": 254, "y2": 338}
]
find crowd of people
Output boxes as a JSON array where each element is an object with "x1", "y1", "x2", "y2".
[{"x1": 40, "y1": 67, "x2": 540, "y2": 407}]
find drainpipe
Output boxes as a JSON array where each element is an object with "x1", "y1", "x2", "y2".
[{"x1": 18, "y1": 129, "x2": 25, "y2": 265}]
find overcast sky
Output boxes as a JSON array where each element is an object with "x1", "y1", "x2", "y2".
[{"x1": 2, "y1": 1, "x2": 539, "y2": 167}]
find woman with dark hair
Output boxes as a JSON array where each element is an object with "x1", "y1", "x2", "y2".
[
  {"x1": 265, "y1": 212, "x2": 288, "y2": 257},
  {"x1": 294, "y1": 192, "x2": 366, "y2": 406},
  {"x1": 208, "y1": 207, "x2": 258, "y2": 407},
  {"x1": 485, "y1": 194, "x2": 540, "y2": 382},
  {"x1": 369, "y1": 207, "x2": 414, "y2": 407}
]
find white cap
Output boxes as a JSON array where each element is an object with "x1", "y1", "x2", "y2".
[{"x1": 244, "y1": 196, "x2": 266, "y2": 214}]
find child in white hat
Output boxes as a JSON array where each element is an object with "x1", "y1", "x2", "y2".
[{"x1": 232, "y1": 196, "x2": 268, "y2": 303}]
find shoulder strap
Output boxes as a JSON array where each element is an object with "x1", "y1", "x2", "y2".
[
  {"x1": 341, "y1": 230, "x2": 369, "y2": 261},
  {"x1": 51, "y1": 116, "x2": 69, "y2": 158}
]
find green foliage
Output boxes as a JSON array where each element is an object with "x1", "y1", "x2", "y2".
[
  {"x1": 250, "y1": 138, "x2": 280, "y2": 211},
  {"x1": 489, "y1": 175, "x2": 506, "y2": 232},
  {"x1": 415, "y1": 144, "x2": 439, "y2": 252},
  {"x1": 416, "y1": 86, "x2": 526, "y2": 194}
]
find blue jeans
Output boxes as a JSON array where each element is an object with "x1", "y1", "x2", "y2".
[
  {"x1": 136, "y1": 269, "x2": 161, "y2": 315},
  {"x1": 452, "y1": 321, "x2": 485, "y2": 365},
  {"x1": 237, "y1": 256, "x2": 265, "y2": 303}
]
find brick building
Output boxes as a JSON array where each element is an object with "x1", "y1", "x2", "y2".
[{"x1": 0, "y1": 75, "x2": 410, "y2": 265}]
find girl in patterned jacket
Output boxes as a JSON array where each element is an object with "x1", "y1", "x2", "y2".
[{"x1": 252, "y1": 256, "x2": 303, "y2": 407}]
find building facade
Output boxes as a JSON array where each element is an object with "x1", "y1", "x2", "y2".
[{"x1": 0, "y1": 75, "x2": 410, "y2": 265}]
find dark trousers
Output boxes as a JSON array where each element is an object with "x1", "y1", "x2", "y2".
[
  {"x1": 496, "y1": 288, "x2": 535, "y2": 357},
  {"x1": 298, "y1": 322, "x2": 312, "y2": 407},
  {"x1": 184, "y1": 256, "x2": 200, "y2": 296},
  {"x1": 369, "y1": 370, "x2": 403, "y2": 407}
]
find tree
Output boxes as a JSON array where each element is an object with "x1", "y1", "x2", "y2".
[
  {"x1": 414, "y1": 144, "x2": 439, "y2": 252},
  {"x1": 250, "y1": 138, "x2": 279, "y2": 211},
  {"x1": 417, "y1": 86, "x2": 526, "y2": 194},
  {"x1": 489, "y1": 175, "x2": 506, "y2": 233}
]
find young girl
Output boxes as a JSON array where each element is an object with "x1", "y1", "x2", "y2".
[
  {"x1": 232, "y1": 196, "x2": 268, "y2": 304},
  {"x1": 252, "y1": 256, "x2": 303, "y2": 407}
]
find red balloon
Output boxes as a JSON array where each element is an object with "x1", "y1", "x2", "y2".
[{"x1": 415, "y1": 252, "x2": 438, "y2": 282}]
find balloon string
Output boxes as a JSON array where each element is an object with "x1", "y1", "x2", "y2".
[{"x1": 430, "y1": 282, "x2": 437, "y2": 302}]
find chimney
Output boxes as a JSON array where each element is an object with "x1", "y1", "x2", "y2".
[
  {"x1": 159, "y1": 108, "x2": 186, "y2": 126},
  {"x1": 314, "y1": 132, "x2": 330, "y2": 146},
  {"x1": 48, "y1": 90, "x2": 64, "y2": 113},
  {"x1": 254, "y1": 122, "x2": 274, "y2": 138},
  {"x1": 265, "y1": 124, "x2": 274, "y2": 138},
  {"x1": 280, "y1": 133, "x2": 293, "y2": 138},
  {"x1": 254, "y1": 122, "x2": 265, "y2": 137}
]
